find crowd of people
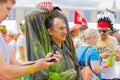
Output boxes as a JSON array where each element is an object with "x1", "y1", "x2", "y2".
[
  {"x1": 0, "y1": 0, "x2": 120, "y2": 80},
  {"x1": 70, "y1": 9, "x2": 120, "y2": 80}
]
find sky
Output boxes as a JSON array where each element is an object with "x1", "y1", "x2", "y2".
[{"x1": 15, "y1": 0, "x2": 120, "y2": 9}]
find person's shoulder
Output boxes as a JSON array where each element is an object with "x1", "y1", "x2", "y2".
[
  {"x1": 90, "y1": 47, "x2": 96, "y2": 50},
  {"x1": 109, "y1": 36, "x2": 118, "y2": 42},
  {"x1": 89, "y1": 47, "x2": 98, "y2": 53},
  {"x1": 76, "y1": 46, "x2": 89, "y2": 59},
  {"x1": 76, "y1": 46, "x2": 89, "y2": 53},
  {"x1": 109, "y1": 36, "x2": 118, "y2": 46},
  {"x1": 77, "y1": 46, "x2": 88, "y2": 50}
]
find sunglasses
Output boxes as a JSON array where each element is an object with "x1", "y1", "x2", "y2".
[{"x1": 98, "y1": 29, "x2": 108, "y2": 33}]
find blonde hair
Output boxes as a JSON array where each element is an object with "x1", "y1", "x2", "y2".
[
  {"x1": 0, "y1": 25, "x2": 7, "y2": 34},
  {"x1": 83, "y1": 29, "x2": 99, "y2": 41}
]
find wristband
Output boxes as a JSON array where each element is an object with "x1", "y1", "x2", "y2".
[{"x1": 27, "y1": 66, "x2": 36, "y2": 74}]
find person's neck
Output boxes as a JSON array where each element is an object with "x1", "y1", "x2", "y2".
[
  {"x1": 52, "y1": 40, "x2": 62, "y2": 48},
  {"x1": 101, "y1": 37, "x2": 108, "y2": 41}
]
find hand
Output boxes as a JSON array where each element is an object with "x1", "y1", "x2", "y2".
[
  {"x1": 46, "y1": 51, "x2": 62, "y2": 64},
  {"x1": 101, "y1": 52, "x2": 110, "y2": 59},
  {"x1": 115, "y1": 49, "x2": 120, "y2": 61},
  {"x1": 34, "y1": 57, "x2": 58, "y2": 71},
  {"x1": 53, "y1": 51, "x2": 62, "y2": 63},
  {"x1": 34, "y1": 51, "x2": 62, "y2": 71},
  {"x1": 116, "y1": 48, "x2": 120, "y2": 55}
]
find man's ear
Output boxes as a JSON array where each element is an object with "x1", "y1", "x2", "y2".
[{"x1": 47, "y1": 28, "x2": 52, "y2": 35}]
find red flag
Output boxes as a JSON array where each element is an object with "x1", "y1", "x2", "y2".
[{"x1": 74, "y1": 11, "x2": 87, "y2": 26}]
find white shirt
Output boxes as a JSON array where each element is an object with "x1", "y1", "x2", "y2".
[
  {"x1": 16, "y1": 34, "x2": 27, "y2": 61},
  {"x1": 73, "y1": 37, "x2": 84, "y2": 49}
]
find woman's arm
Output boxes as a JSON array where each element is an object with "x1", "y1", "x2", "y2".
[{"x1": 90, "y1": 61, "x2": 104, "y2": 74}]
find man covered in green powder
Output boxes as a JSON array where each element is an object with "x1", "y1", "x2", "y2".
[{"x1": 25, "y1": 5, "x2": 81, "y2": 80}]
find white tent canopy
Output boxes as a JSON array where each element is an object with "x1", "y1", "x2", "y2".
[{"x1": 0, "y1": 20, "x2": 20, "y2": 34}]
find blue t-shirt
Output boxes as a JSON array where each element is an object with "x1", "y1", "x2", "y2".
[{"x1": 76, "y1": 46, "x2": 102, "y2": 80}]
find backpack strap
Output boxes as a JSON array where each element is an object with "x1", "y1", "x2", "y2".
[{"x1": 85, "y1": 47, "x2": 91, "y2": 66}]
